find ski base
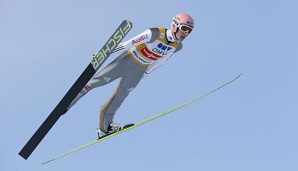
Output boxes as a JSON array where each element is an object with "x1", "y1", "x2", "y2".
[{"x1": 42, "y1": 73, "x2": 242, "y2": 164}]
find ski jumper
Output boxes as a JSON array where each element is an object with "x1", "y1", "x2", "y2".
[{"x1": 68, "y1": 27, "x2": 183, "y2": 132}]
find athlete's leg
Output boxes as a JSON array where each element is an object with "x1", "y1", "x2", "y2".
[
  {"x1": 65, "y1": 52, "x2": 127, "y2": 112},
  {"x1": 99, "y1": 73, "x2": 144, "y2": 132}
]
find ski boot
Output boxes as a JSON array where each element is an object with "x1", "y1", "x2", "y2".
[{"x1": 97, "y1": 122, "x2": 134, "y2": 139}]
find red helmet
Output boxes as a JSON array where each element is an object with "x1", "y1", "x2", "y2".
[{"x1": 171, "y1": 13, "x2": 194, "y2": 34}]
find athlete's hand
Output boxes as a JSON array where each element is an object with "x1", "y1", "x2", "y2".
[{"x1": 142, "y1": 72, "x2": 149, "y2": 79}]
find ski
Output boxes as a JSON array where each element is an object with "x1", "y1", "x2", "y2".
[
  {"x1": 42, "y1": 73, "x2": 242, "y2": 164},
  {"x1": 19, "y1": 20, "x2": 133, "y2": 160}
]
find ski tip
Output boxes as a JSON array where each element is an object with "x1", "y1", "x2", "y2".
[
  {"x1": 227, "y1": 73, "x2": 242, "y2": 85},
  {"x1": 236, "y1": 73, "x2": 243, "y2": 79},
  {"x1": 123, "y1": 20, "x2": 133, "y2": 26}
]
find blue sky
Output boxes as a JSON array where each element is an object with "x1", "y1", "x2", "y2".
[{"x1": 1, "y1": 0, "x2": 297, "y2": 170}]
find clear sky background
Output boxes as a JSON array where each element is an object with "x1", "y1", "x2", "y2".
[{"x1": 1, "y1": 0, "x2": 297, "y2": 170}]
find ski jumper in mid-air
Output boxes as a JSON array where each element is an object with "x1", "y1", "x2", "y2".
[{"x1": 64, "y1": 13, "x2": 195, "y2": 136}]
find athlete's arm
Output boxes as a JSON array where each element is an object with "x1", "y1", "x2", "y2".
[
  {"x1": 145, "y1": 55, "x2": 172, "y2": 74},
  {"x1": 112, "y1": 29, "x2": 153, "y2": 53}
]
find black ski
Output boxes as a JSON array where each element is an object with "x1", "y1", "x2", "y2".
[{"x1": 19, "y1": 20, "x2": 133, "y2": 160}]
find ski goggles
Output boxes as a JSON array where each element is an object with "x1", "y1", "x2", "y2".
[{"x1": 172, "y1": 18, "x2": 193, "y2": 34}]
